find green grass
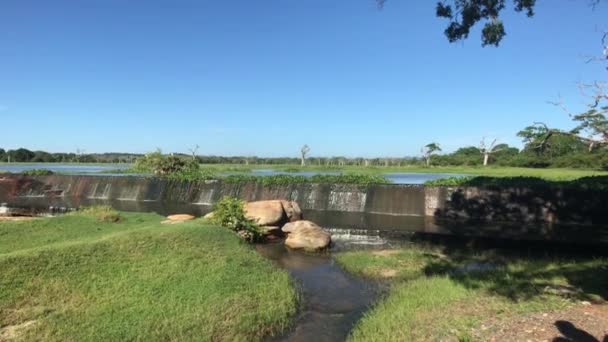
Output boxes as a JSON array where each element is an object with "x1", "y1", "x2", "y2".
[
  {"x1": 336, "y1": 245, "x2": 608, "y2": 341},
  {"x1": 272, "y1": 165, "x2": 608, "y2": 180},
  {"x1": 0, "y1": 212, "x2": 297, "y2": 341}
]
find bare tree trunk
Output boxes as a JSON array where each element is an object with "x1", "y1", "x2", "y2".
[
  {"x1": 425, "y1": 156, "x2": 430, "y2": 167},
  {"x1": 483, "y1": 153, "x2": 489, "y2": 166},
  {"x1": 301, "y1": 155, "x2": 305, "y2": 166}
]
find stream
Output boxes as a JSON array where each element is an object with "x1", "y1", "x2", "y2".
[{"x1": 256, "y1": 241, "x2": 382, "y2": 342}]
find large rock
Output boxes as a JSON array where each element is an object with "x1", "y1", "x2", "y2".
[
  {"x1": 166, "y1": 214, "x2": 195, "y2": 221},
  {"x1": 281, "y1": 200, "x2": 303, "y2": 222},
  {"x1": 162, "y1": 213, "x2": 195, "y2": 225},
  {"x1": 282, "y1": 220, "x2": 331, "y2": 251},
  {"x1": 245, "y1": 200, "x2": 286, "y2": 226}
]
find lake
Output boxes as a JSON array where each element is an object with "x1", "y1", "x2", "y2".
[{"x1": 0, "y1": 164, "x2": 466, "y2": 184}]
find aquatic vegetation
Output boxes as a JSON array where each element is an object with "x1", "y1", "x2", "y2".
[
  {"x1": 223, "y1": 174, "x2": 389, "y2": 185},
  {"x1": 21, "y1": 168, "x2": 54, "y2": 176}
]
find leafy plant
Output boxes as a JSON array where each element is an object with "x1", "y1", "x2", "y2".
[
  {"x1": 210, "y1": 197, "x2": 260, "y2": 242},
  {"x1": 22, "y1": 169, "x2": 54, "y2": 176}
]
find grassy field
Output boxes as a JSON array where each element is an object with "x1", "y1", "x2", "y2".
[
  {"x1": 336, "y1": 245, "x2": 608, "y2": 341},
  {"x1": 0, "y1": 211, "x2": 297, "y2": 341},
  {"x1": 268, "y1": 165, "x2": 608, "y2": 180}
]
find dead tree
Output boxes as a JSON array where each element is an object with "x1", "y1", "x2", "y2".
[
  {"x1": 300, "y1": 144, "x2": 311, "y2": 166},
  {"x1": 479, "y1": 137, "x2": 504, "y2": 166}
]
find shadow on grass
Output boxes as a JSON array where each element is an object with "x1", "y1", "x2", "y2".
[
  {"x1": 552, "y1": 320, "x2": 608, "y2": 342},
  {"x1": 422, "y1": 246, "x2": 608, "y2": 303}
]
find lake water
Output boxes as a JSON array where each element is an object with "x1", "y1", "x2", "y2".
[
  {"x1": 0, "y1": 164, "x2": 466, "y2": 184},
  {"x1": 0, "y1": 163, "x2": 129, "y2": 174}
]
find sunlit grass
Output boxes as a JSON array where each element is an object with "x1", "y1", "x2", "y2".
[
  {"x1": 336, "y1": 245, "x2": 608, "y2": 341},
  {"x1": 0, "y1": 212, "x2": 297, "y2": 341}
]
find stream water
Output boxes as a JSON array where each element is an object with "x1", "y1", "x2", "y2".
[{"x1": 257, "y1": 242, "x2": 382, "y2": 342}]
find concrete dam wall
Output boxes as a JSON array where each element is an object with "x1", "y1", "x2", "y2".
[
  {"x1": 1, "y1": 174, "x2": 607, "y2": 245},
  {"x1": 0, "y1": 174, "x2": 426, "y2": 216}
]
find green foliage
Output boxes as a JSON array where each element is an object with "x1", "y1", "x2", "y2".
[
  {"x1": 0, "y1": 212, "x2": 297, "y2": 340},
  {"x1": 132, "y1": 149, "x2": 197, "y2": 175},
  {"x1": 211, "y1": 197, "x2": 261, "y2": 242},
  {"x1": 21, "y1": 169, "x2": 54, "y2": 176},
  {"x1": 72, "y1": 205, "x2": 123, "y2": 223}
]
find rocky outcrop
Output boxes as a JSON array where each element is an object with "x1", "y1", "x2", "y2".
[
  {"x1": 281, "y1": 200, "x2": 303, "y2": 222},
  {"x1": 244, "y1": 200, "x2": 286, "y2": 226},
  {"x1": 282, "y1": 220, "x2": 331, "y2": 251}
]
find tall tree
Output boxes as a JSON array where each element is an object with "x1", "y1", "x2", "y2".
[{"x1": 421, "y1": 142, "x2": 442, "y2": 167}]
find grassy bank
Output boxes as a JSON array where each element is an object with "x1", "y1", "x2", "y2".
[
  {"x1": 0, "y1": 211, "x2": 297, "y2": 341},
  {"x1": 336, "y1": 245, "x2": 608, "y2": 341}
]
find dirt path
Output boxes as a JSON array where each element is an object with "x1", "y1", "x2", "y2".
[{"x1": 472, "y1": 303, "x2": 608, "y2": 342}]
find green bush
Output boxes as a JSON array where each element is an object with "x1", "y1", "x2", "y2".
[
  {"x1": 210, "y1": 197, "x2": 260, "y2": 242},
  {"x1": 73, "y1": 205, "x2": 123, "y2": 223},
  {"x1": 22, "y1": 169, "x2": 54, "y2": 176}
]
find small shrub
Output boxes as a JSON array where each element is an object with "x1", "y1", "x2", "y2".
[
  {"x1": 74, "y1": 205, "x2": 123, "y2": 223},
  {"x1": 210, "y1": 197, "x2": 260, "y2": 242},
  {"x1": 22, "y1": 169, "x2": 54, "y2": 176}
]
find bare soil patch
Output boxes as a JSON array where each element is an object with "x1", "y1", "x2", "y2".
[{"x1": 472, "y1": 303, "x2": 608, "y2": 342}]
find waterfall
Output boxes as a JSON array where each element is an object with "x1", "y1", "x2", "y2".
[
  {"x1": 328, "y1": 191, "x2": 367, "y2": 212},
  {"x1": 88, "y1": 183, "x2": 111, "y2": 200},
  {"x1": 117, "y1": 185, "x2": 140, "y2": 201},
  {"x1": 326, "y1": 227, "x2": 387, "y2": 246},
  {"x1": 194, "y1": 189, "x2": 214, "y2": 205}
]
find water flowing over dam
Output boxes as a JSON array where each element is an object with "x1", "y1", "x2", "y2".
[{"x1": 1, "y1": 174, "x2": 607, "y2": 245}]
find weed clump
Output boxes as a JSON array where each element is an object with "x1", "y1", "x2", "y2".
[
  {"x1": 209, "y1": 197, "x2": 260, "y2": 242},
  {"x1": 75, "y1": 205, "x2": 123, "y2": 223}
]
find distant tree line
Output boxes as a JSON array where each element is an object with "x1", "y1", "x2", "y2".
[
  {"x1": 2, "y1": 138, "x2": 608, "y2": 169},
  {"x1": 0, "y1": 148, "x2": 141, "y2": 163}
]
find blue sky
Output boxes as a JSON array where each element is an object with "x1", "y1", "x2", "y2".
[{"x1": 0, "y1": 1, "x2": 605, "y2": 157}]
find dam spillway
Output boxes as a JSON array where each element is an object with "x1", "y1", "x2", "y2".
[{"x1": 1, "y1": 174, "x2": 607, "y2": 246}]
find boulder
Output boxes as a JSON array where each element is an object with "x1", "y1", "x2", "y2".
[
  {"x1": 282, "y1": 220, "x2": 331, "y2": 251},
  {"x1": 244, "y1": 200, "x2": 286, "y2": 226},
  {"x1": 166, "y1": 214, "x2": 195, "y2": 221},
  {"x1": 281, "y1": 200, "x2": 303, "y2": 222}
]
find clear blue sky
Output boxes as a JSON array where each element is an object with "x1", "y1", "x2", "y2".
[{"x1": 0, "y1": 1, "x2": 605, "y2": 157}]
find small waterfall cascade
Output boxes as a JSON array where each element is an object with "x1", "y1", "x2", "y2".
[
  {"x1": 117, "y1": 185, "x2": 140, "y2": 201},
  {"x1": 194, "y1": 189, "x2": 214, "y2": 205},
  {"x1": 88, "y1": 183, "x2": 112, "y2": 200},
  {"x1": 327, "y1": 191, "x2": 367, "y2": 212},
  {"x1": 326, "y1": 227, "x2": 387, "y2": 247},
  {"x1": 0, "y1": 203, "x2": 8, "y2": 215}
]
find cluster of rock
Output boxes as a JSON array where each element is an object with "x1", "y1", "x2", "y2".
[{"x1": 206, "y1": 199, "x2": 331, "y2": 251}]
